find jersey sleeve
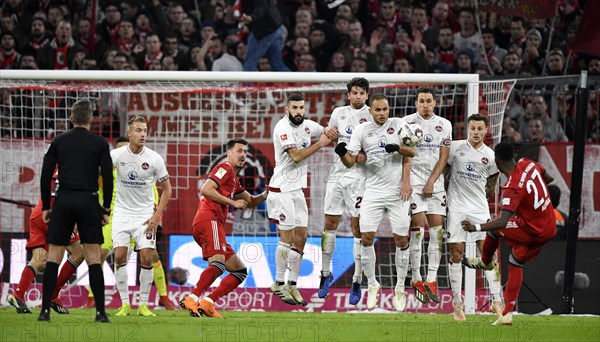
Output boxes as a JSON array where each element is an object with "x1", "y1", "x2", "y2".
[
  {"x1": 110, "y1": 148, "x2": 118, "y2": 167},
  {"x1": 155, "y1": 154, "x2": 169, "y2": 183},
  {"x1": 275, "y1": 124, "x2": 296, "y2": 151},
  {"x1": 208, "y1": 163, "x2": 233, "y2": 189},
  {"x1": 488, "y1": 157, "x2": 499, "y2": 176},
  {"x1": 500, "y1": 186, "x2": 523, "y2": 214},
  {"x1": 347, "y1": 124, "x2": 363, "y2": 155},
  {"x1": 440, "y1": 119, "x2": 452, "y2": 148},
  {"x1": 328, "y1": 109, "x2": 338, "y2": 128},
  {"x1": 309, "y1": 120, "x2": 324, "y2": 139},
  {"x1": 447, "y1": 141, "x2": 457, "y2": 166}
]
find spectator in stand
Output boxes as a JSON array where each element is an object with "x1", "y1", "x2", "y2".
[
  {"x1": 492, "y1": 14, "x2": 512, "y2": 49},
  {"x1": 37, "y1": 21, "x2": 86, "y2": 70},
  {"x1": 162, "y1": 33, "x2": 187, "y2": 64},
  {"x1": 121, "y1": 0, "x2": 140, "y2": 21},
  {"x1": 97, "y1": 2, "x2": 122, "y2": 47},
  {"x1": 257, "y1": 57, "x2": 272, "y2": 71},
  {"x1": 335, "y1": 3, "x2": 354, "y2": 21},
  {"x1": 410, "y1": 3, "x2": 437, "y2": 51},
  {"x1": 334, "y1": 16, "x2": 351, "y2": 43},
  {"x1": 199, "y1": 22, "x2": 218, "y2": 47},
  {"x1": 136, "y1": 33, "x2": 163, "y2": 70},
  {"x1": 294, "y1": 21, "x2": 311, "y2": 39},
  {"x1": 481, "y1": 28, "x2": 507, "y2": 68},
  {"x1": 1, "y1": 12, "x2": 27, "y2": 47},
  {"x1": 46, "y1": 5, "x2": 64, "y2": 32},
  {"x1": 211, "y1": 36, "x2": 243, "y2": 72},
  {"x1": 148, "y1": 58, "x2": 162, "y2": 70},
  {"x1": 429, "y1": 1, "x2": 458, "y2": 31},
  {"x1": 18, "y1": 54, "x2": 38, "y2": 69},
  {"x1": 525, "y1": 95, "x2": 569, "y2": 142},
  {"x1": 327, "y1": 50, "x2": 350, "y2": 72},
  {"x1": 70, "y1": 51, "x2": 87, "y2": 70},
  {"x1": 454, "y1": 48, "x2": 474, "y2": 74},
  {"x1": 545, "y1": 49, "x2": 566, "y2": 76},
  {"x1": 350, "y1": 56, "x2": 367, "y2": 72},
  {"x1": 81, "y1": 56, "x2": 97, "y2": 70},
  {"x1": 283, "y1": 37, "x2": 311, "y2": 71},
  {"x1": 509, "y1": 17, "x2": 527, "y2": 47},
  {"x1": 179, "y1": 17, "x2": 201, "y2": 47},
  {"x1": 216, "y1": 0, "x2": 240, "y2": 39},
  {"x1": 454, "y1": 7, "x2": 482, "y2": 64},
  {"x1": 22, "y1": 17, "x2": 52, "y2": 56},
  {"x1": 526, "y1": 117, "x2": 545, "y2": 143},
  {"x1": 590, "y1": 121, "x2": 600, "y2": 143},
  {"x1": 341, "y1": 19, "x2": 368, "y2": 61},
  {"x1": 161, "y1": 55, "x2": 179, "y2": 71},
  {"x1": 434, "y1": 27, "x2": 455, "y2": 70},
  {"x1": 1, "y1": 31, "x2": 21, "y2": 69},
  {"x1": 116, "y1": 20, "x2": 140, "y2": 56},
  {"x1": 501, "y1": 116, "x2": 522, "y2": 144},
  {"x1": 112, "y1": 52, "x2": 130, "y2": 70},
  {"x1": 2, "y1": 0, "x2": 33, "y2": 35},
  {"x1": 522, "y1": 29, "x2": 543, "y2": 75},
  {"x1": 297, "y1": 53, "x2": 317, "y2": 72},
  {"x1": 167, "y1": 2, "x2": 188, "y2": 32},
  {"x1": 295, "y1": 7, "x2": 314, "y2": 26},
  {"x1": 241, "y1": 0, "x2": 290, "y2": 71},
  {"x1": 394, "y1": 57, "x2": 413, "y2": 73},
  {"x1": 502, "y1": 52, "x2": 522, "y2": 76},
  {"x1": 99, "y1": 47, "x2": 118, "y2": 70},
  {"x1": 76, "y1": 17, "x2": 109, "y2": 63},
  {"x1": 309, "y1": 22, "x2": 338, "y2": 72},
  {"x1": 588, "y1": 58, "x2": 600, "y2": 76},
  {"x1": 374, "y1": 0, "x2": 401, "y2": 43}
]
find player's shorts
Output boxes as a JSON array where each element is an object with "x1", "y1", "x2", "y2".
[
  {"x1": 27, "y1": 214, "x2": 79, "y2": 251},
  {"x1": 323, "y1": 176, "x2": 365, "y2": 217},
  {"x1": 112, "y1": 212, "x2": 156, "y2": 251},
  {"x1": 48, "y1": 189, "x2": 103, "y2": 245},
  {"x1": 446, "y1": 211, "x2": 490, "y2": 243},
  {"x1": 494, "y1": 215, "x2": 554, "y2": 263},
  {"x1": 267, "y1": 188, "x2": 308, "y2": 230},
  {"x1": 409, "y1": 191, "x2": 447, "y2": 216},
  {"x1": 192, "y1": 219, "x2": 236, "y2": 261},
  {"x1": 359, "y1": 192, "x2": 410, "y2": 236}
]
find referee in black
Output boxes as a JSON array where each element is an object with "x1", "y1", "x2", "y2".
[{"x1": 39, "y1": 100, "x2": 113, "y2": 322}]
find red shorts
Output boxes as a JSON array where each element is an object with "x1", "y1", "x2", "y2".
[
  {"x1": 27, "y1": 214, "x2": 80, "y2": 252},
  {"x1": 192, "y1": 219, "x2": 235, "y2": 261},
  {"x1": 495, "y1": 216, "x2": 554, "y2": 263}
]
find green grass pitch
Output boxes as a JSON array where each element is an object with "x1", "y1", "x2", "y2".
[{"x1": 1, "y1": 308, "x2": 598, "y2": 341}]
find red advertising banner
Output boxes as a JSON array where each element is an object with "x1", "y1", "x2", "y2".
[{"x1": 479, "y1": 0, "x2": 558, "y2": 19}]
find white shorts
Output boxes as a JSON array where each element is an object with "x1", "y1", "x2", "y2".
[
  {"x1": 112, "y1": 212, "x2": 156, "y2": 251},
  {"x1": 410, "y1": 191, "x2": 447, "y2": 216},
  {"x1": 323, "y1": 176, "x2": 365, "y2": 217},
  {"x1": 446, "y1": 211, "x2": 490, "y2": 243},
  {"x1": 267, "y1": 189, "x2": 308, "y2": 230},
  {"x1": 359, "y1": 192, "x2": 410, "y2": 236}
]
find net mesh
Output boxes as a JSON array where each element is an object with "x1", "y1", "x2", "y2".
[{"x1": 0, "y1": 78, "x2": 515, "y2": 306}]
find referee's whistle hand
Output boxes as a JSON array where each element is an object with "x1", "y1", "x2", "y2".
[{"x1": 42, "y1": 210, "x2": 51, "y2": 224}]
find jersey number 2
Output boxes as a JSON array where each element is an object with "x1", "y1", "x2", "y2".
[{"x1": 526, "y1": 169, "x2": 548, "y2": 210}]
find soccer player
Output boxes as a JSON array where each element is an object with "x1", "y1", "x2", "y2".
[
  {"x1": 268, "y1": 93, "x2": 336, "y2": 306},
  {"x1": 111, "y1": 116, "x2": 172, "y2": 317},
  {"x1": 179, "y1": 139, "x2": 268, "y2": 318},
  {"x1": 337, "y1": 94, "x2": 416, "y2": 311},
  {"x1": 8, "y1": 172, "x2": 84, "y2": 315},
  {"x1": 86, "y1": 136, "x2": 176, "y2": 310},
  {"x1": 404, "y1": 86, "x2": 452, "y2": 304},
  {"x1": 462, "y1": 142, "x2": 556, "y2": 325},
  {"x1": 445, "y1": 114, "x2": 503, "y2": 321},
  {"x1": 319, "y1": 77, "x2": 371, "y2": 304}
]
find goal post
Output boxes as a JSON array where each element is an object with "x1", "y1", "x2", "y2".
[{"x1": 0, "y1": 70, "x2": 515, "y2": 313}]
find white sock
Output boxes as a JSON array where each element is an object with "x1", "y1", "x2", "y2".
[
  {"x1": 321, "y1": 230, "x2": 337, "y2": 276},
  {"x1": 288, "y1": 248, "x2": 303, "y2": 283},
  {"x1": 189, "y1": 293, "x2": 199, "y2": 302},
  {"x1": 395, "y1": 245, "x2": 410, "y2": 291},
  {"x1": 449, "y1": 261, "x2": 463, "y2": 305},
  {"x1": 115, "y1": 264, "x2": 130, "y2": 306},
  {"x1": 275, "y1": 242, "x2": 290, "y2": 283},
  {"x1": 426, "y1": 225, "x2": 443, "y2": 282},
  {"x1": 139, "y1": 266, "x2": 153, "y2": 305},
  {"x1": 409, "y1": 227, "x2": 424, "y2": 282},
  {"x1": 485, "y1": 262, "x2": 503, "y2": 302},
  {"x1": 352, "y1": 238, "x2": 362, "y2": 284},
  {"x1": 361, "y1": 244, "x2": 377, "y2": 286}
]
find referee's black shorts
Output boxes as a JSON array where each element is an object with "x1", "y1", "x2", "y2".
[{"x1": 48, "y1": 189, "x2": 104, "y2": 245}]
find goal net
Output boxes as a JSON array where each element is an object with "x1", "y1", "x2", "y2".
[{"x1": 0, "y1": 71, "x2": 515, "y2": 313}]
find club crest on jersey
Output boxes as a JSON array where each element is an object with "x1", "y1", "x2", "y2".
[
  {"x1": 128, "y1": 171, "x2": 138, "y2": 180},
  {"x1": 387, "y1": 127, "x2": 395, "y2": 134},
  {"x1": 280, "y1": 213, "x2": 286, "y2": 222},
  {"x1": 378, "y1": 139, "x2": 387, "y2": 147},
  {"x1": 305, "y1": 127, "x2": 311, "y2": 134},
  {"x1": 410, "y1": 203, "x2": 417, "y2": 210},
  {"x1": 424, "y1": 134, "x2": 433, "y2": 142},
  {"x1": 215, "y1": 167, "x2": 227, "y2": 179},
  {"x1": 359, "y1": 118, "x2": 367, "y2": 123},
  {"x1": 442, "y1": 138, "x2": 451, "y2": 146},
  {"x1": 435, "y1": 125, "x2": 442, "y2": 132},
  {"x1": 466, "y1": 163, "x2": 475, "y2": 172},
  {"x1": 345, "y1": 125, "x2": 353, "y2": 134},
  {"x1": 142, "y1": 162, "x2": 149, "y2": 170},
  {"x1": 481, "y1": 157, "x2": 489, "y2": 165},
  {"x1": 280, "y1": 134, "x2": 288, "y2": 141}
]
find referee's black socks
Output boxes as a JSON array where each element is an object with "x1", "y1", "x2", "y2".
[
  {"x1": 41, "y1": 261, "x2": 59, "y2": 312},
  {"x1": 89, "y1": 264, "x2": 106, "y2": 315}
]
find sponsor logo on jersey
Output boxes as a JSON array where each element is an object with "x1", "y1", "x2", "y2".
[
  {"x1": 142, "y1": 162, "x2": 149, "y2": 170},
  {"x1": 128, "y1": 171, "x2": 138, "y2": 180},
  {"x1": 435, "y1": 125, "x2": 442, "y2": 132},
  {"x1": 410, "y1": 203, "x2": 417, "y2": 210},
  {"x1": 300, "y1": 140, "x2": 309, "y2": 148},
  {"x1": 378, "y1": 139, "x2": 387, "y2": 147},
  {"x1": 466, "y1": 162, "x2": 475, "y2": 172},
  {"x1": 280, "y1": 134, "x2": 288, "y2": 141},
  {"x1": 502, "y1": 198, "x2": 510, "y2": 205},
  {"x1": 424, "y1": 134, "x2": 433, "y2": 142},
  {"x1": 215, "y1": 167, "x2": 227, "y2": 179},
  {"x1": 345, "y1": 125, "x2": 353, "y2": 134},
  {"x1": 359, "y1": 118, "x2": 367, "y2": 123},
  {"x1": 442, "y1": 138, "x2": 451, "y2": 146},
  {"x1": 280, "y1": 213, "x2": 286, "y2": 222},
  {"x1": 481, "y1": 157, "x2": 488, "y2": 165},
  {"x1": 305, "y1": 127, "x2": 311, "y2": 134}
]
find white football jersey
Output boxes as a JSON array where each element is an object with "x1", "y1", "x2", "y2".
[
  {"x1": 269, "y1": 116, "x2": 324, "y2": 192},
  {"x1": 328, "y1": 105, "x2": 371, "y2": 179},
  {"x1": 111, "y1": 145, "x2": 169, "y2": 214},
  {"x1": 447, "y1": 140, "x2": 498, "y2": 213},
  {"x1": 404, "y1": 112, "x2": 452, "y2": 192},
  {"x1": 347, "y1": 117, "x2": 408, "y2": 194}
]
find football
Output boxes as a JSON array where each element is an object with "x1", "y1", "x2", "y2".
[{"x1": 398, "y1": 122, "x2": 424, "y2": 147}]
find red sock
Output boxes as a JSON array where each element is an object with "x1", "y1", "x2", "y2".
[
  {"x1": 481, "y1": 235, "x2": 499, "y2": 265},
  {"x1": 503, "y1": 263, "x2": 523, "y2": 315},
  {"x1": 191, "y1": 264, "x2": 223, "y2": 297},
  {"x1": 52, "y1": 259, "x2": 78, "y2": 300},
  {"x1": 15, "y1": 265, "x2": 36, "y2": 299},
  {"x1": 207, "y1": 274, "x2": 242, "y2": 302}
]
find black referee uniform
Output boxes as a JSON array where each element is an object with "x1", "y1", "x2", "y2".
[{"x1": 39, "y1": 126, "x2": 113, "y2": 321}]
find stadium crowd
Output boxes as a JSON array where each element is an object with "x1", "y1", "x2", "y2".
[{"x1": 0, "y1": 0, "x2": 598, "y2": 142}]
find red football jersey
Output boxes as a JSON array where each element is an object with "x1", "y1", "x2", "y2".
[
  {"x1": 30, "y1": 170, "x2": 59, "y2": 223},
  {"x1": 194, "y1": 161, "x2": 245, "y2": 224},
  {"x1": 500, "y1": 158, "x2": 556, "y2": 239}
]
